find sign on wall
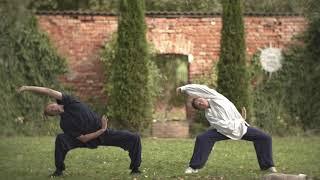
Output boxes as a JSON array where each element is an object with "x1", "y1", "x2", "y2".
[{"x1": 259, "y1": 46, "x2": 283, "y2": 73}]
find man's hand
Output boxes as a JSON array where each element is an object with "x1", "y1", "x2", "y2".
[
  {"x1": 241, "y1": 107, "x2": 247, "y2": 120},
  {"x1": 176, "y1": 87, "x2": 181, "y2": 94},
  {"x1": 17, "y1": 86, "x2": 27, "y2": 93},
  {"x1": 77, "y1": 128, "x2": 106, "y2": 143},
  {"x1": 101, "y1": 115, "x2": 108, "y2": 131}
]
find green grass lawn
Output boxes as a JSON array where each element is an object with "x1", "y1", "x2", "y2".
[{"x1": 0, "y1": 136, "x2": 319, "y2": 180}]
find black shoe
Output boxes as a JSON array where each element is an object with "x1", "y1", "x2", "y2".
[
  {"x1": 50, "y1": 170, "x2": 63, "y2": 177},
  {"x1": 130, "y1": 168, "x2": 142, "y2": 175}
]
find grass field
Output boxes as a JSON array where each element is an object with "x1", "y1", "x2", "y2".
[{"x1": 0, "y1": 136, "x2": 319, "y2": 180}]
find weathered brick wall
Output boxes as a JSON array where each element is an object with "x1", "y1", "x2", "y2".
[
  {"x1": 37, "y1": 12, "x2": 307, "y2": 103},
  {"x1": 38, "y1": 15, "x2": 118, "y2": 101},
  {"x1": 152, "y1": 121, "x2": 189, "y2": 138}
]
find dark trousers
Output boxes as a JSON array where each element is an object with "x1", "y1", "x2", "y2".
[
  {"x1": 189, "y1": 127, "x2": 274, "y2": 170},
  {"x1": 54, "y1": 129, "x2": 142, "y2": 171}
]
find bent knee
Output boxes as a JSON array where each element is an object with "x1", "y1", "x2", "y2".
[
  {"x1": 196, "y1": 134, "x2": 209, "y2": 142},
  {"x1": 266, "y1": 134, "x2": 272, "y2": 142},
  {"x1": 56, "y1": 134, "x2": 65, "y2": 142},
  {"x1": 131, "y1": 133, "x2": 141, "y2": 142},
  {"x1": 55, "y1": 134, "x2": 72, "y2": 145},
  {"x1": 261, "y1": 134, "x2": 272, "y2": 142}
]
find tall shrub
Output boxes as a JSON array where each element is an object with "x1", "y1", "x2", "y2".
[
  {"x1": 249, "y1": 0, "x2": 320, "y2": 134},
  {"x1": 107, "y1": 0, "x2": 151, "y2": 131},
  {"x1": 101, "y1": 34, "x2": 162, "y2": 129},
  {"x1": 0, "y1": 0, "x2": 67, "y2": 135},
  {"x1": 217, "y1": 0, "x2": 251, "y2": 119},
  {"x1": 281, "y1": 0, "x2": 320, "y2": 131},
  {"x1": 249, "y1": 54, "x2": 295, "y2": 135}
]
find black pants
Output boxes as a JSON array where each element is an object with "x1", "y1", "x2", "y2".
[
  {"x1": 189, "y1": 127, "x2": 274, "y2": 170},
  {"x1": 54, "y1": 129, "x2": 142, "y2": 171}
]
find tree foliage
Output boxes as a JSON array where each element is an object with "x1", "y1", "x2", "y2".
[
  {"x1": 217, "y1": 0, "x2": 251, "y2": 119},
  {"x1": 101, "y1": 34, "x2": 162, "y2": 129},
  {"x1": 281, "y1": 0, "x2": 320, "y2": 130},
  {"x1": 0, "y1": 0, "x2": 67, "y2": 136},
  {"x1": 244, "y1": 0, "x2": 306, "y2": 13},
  {"x1": 106, "y1": 0, "x2": 151, "y2": 131},
  {"x1": 249, "y1": 54, "x2": 296, "y2": 135},
  {"x1": 30, "y1": 0, "x2": 305, "y2": 13},
  {"x1": 249, "y1": 0, "x2": 320, "y2": 134}
]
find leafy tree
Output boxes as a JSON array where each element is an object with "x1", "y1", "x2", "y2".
[
  {"x1": 217, "y1": 0, "x2": 251, "y2": 119},
  {"x1": 0, "y1": 0, "x2": 67, "y2": 135},
  {"x1": 107, "y1": 0, "x2": 151, "y2": 131}
]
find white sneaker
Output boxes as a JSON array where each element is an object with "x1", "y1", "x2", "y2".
[
  {"x1": 185, "y1": 167, "x2": 198, "y2": 174},
  {"x1": 267, "y1": 167, "x2": 278, "y2": 173}
]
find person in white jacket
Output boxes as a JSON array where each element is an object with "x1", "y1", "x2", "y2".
[{"x1": 176, "y1": 84, "x2": 277, "y2": 174}]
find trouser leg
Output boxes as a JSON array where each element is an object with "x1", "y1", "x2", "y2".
[
  {"x1": 189, "y1": 129, "x2": 229, "y2": 169},
  {"x1": 100, "y1": 129, "x2": 142, "y2": 170},
  {"x1": 54, "y1": 133, "x2": 84, "y2": 171},
  {"x1": 241, "y1": 127, "x2": 275, "y2": 170}
]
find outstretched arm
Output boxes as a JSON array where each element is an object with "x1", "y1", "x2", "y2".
[
  {"x1": 76, "y1": 115, "x2": 108, "y2": 143},
  {"x1": 17, "y1": 86, "x2": 62, "y2": 100},
  {"x1": 176, "y1": 84, "x2": 220, "y2": 99}
]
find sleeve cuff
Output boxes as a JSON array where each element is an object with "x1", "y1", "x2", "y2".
[{"x1": 69, "y1": 131, "x2": 82, "y2": 138}]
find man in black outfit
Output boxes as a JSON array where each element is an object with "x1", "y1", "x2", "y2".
[{"x1": 18, "y1": 86, "x2": 142, "y2": 177}]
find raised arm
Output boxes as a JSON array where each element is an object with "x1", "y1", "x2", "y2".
[
  {"x1": 176, "y1": 84, "x2": 220, "y2": 99},
  {"x1": 18, "y1": 86, "x2": 62, "y2": 100}
]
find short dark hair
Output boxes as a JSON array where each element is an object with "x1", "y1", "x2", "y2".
[
  {"x1": 191, "y1": 98, "x2": 201, "y2": 110},
  {"x1": 43, "y1": 102, "x2": 55, "y2": 117}
]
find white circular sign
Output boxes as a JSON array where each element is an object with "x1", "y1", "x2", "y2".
[{"x1": 260, "y1": 47, "x2": 283, "y2": 72}]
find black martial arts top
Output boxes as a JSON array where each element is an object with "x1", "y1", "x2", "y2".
[{"x1": 57, "y1": 94, "x2": 102, "y2": 148}]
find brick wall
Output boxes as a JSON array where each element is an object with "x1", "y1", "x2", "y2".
[
  {"x1": 152, "y1": 121, "x2": 189, "y2": 138},
  {"x1": 37, "y1": 12, "x2": 307, "y2": 103}
]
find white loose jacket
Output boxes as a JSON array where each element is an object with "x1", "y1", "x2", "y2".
[{"x1": 180, "y1": 84, "x2": 248, "y2": 140}]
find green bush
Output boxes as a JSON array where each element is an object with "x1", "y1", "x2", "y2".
[
  {"x1": 280, "y1": 0, "x2": 320, "y2": 130},
  {"x1": 249, "y1": 54, "x2": 303, "y2": 135},
  {"x1": 0, "y1": 0, "x2": 67, "y2": 136},
  {"x1": 249, "y1": 0, "x2": 320, "y2": 134}
]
